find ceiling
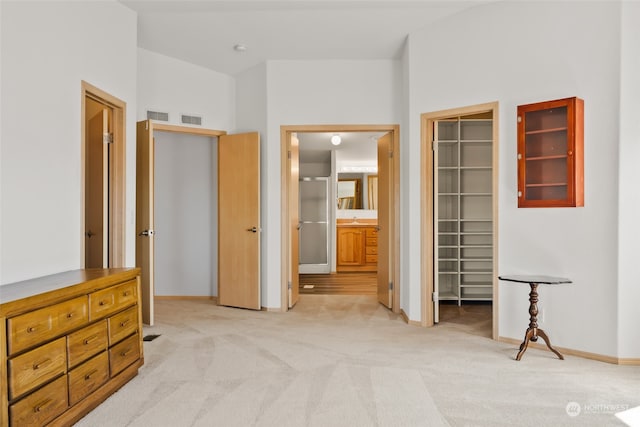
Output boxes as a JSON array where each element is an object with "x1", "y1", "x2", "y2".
[
  {"x1": 119, "y1": 0, "x2": 489, "y2": 76},
  {"x1": 297, "y1": 131, "x2": 381, "y2": 166}
]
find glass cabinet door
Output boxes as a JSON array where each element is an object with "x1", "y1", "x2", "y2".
[{"x1": 517, "y1": 97, "x2": 584, "y2": 207}]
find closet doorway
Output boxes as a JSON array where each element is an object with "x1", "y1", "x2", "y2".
[
  {"x1": 281, "y1": 125, "x2": 400, "y2": 313},
  {"x1": 421, "y1": 102, "x2": 499, "y2": 339},
  {"x1": 136, "y1": 122, "x2": 260, "y2": 325},
  {"x1": 81, "y1": 81, "x2": 126, "y2": 269}
]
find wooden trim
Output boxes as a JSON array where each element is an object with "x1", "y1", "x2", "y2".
[
  {"x1": 281, "y1": 124, "x2": 401, "y2": 313},
  {"x1": 400, "y1": 309, "x2": 421, "y2": 326},
  {"x1": 420, "y1": 102, "x2": 499, "y2": 336},
  {"x1": 151, "y1": 122, "x2": 226, "y2": 137},
  {"x1": 618, "y1": 358, "x2": 640, "y2": 366},
  {"x1": 81, "y1": 81, "x2": 127, "y2": 268},
  {"x1": 498, "y1": 337, "x2": 640, "y2": 365},
  {"x1": 0, "y1": 315, "x2": 7, "y2": 427},
  {"x1": 154, "y1": 296, "x2": 218, "y2": 303}
]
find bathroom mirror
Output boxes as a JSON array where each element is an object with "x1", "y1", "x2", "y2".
[{"x1": 337, "y1": 178, "x2": 361, "y2": 209}]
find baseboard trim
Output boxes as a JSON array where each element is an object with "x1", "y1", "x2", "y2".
[
  {"x1": 400, "y1": 309, "x2": 421, "y2": 326},
  {"x1": 154, "y1": 296, "x2": 218, "y2": 303},
  {"x1": 499, "y1": 336, "x2": 640, "y2": 365}
]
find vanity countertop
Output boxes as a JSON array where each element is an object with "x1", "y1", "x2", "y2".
[{"x1": 336, "y1": 219, "x2": 378, "y2": 227}]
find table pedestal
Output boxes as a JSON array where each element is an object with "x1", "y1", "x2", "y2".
[{"x1": 516, "y1": 282, "x2": 564, "y2": 361}]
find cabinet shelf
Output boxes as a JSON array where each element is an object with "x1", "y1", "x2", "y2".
[
  {"x1": 524, "y1": 126, "x2": 567, "y2": 135},
  {"x1": 525, "y1": 182, "x2": 567, "y2": 188}
]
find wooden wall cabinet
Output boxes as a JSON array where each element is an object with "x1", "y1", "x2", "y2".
[
  {"x1": 1, "y1": 268, "x2": 143, "y2": 427},
  {"x1": 336, "y1": 225, "x2": 377, "y2": 272},
  {"x1": 517, "y1": 97, "x2": 584, "y2": 207}
]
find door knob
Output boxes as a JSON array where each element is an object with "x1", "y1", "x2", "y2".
[
  {"x1": 138, "y1": 229, "x2": 155, "y2": 236},
  {"x1": 247, "y1": 227, "x2": 257, "y2": 233},
  {"x1": 86, "y1": 230, "x2": 95, "y2": 238}
]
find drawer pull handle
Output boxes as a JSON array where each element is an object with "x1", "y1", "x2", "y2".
[
  {"x1": 99, "y1": 300, "x2": 108, "y2": 306},
  {"x1": 33, "y1": 358, "x2": 52, "y2": 370},
  {"x1": 83, "y1": 335, "x2": 98, "y2": 345},
  {"x1": 67, "y1": 312, "x2": 74, "y2": 319},
  {"x1": 123, "y1": 291, "x2": 131, "y2": 297},
  {"x1": 27, "y1": 326, "x2": 38, "y2": 333},
  {"x1": 119, "y1": 319, "x2": 130, "y2": 328},
  {"x1": 84, "y1": 369, "x2": 98, "y2": 380},
  {"x1": 120, "y1": 348, "x2": 133, "y2": 357},
  {"x1": 33, "y1": 398, "x2": 53, "y2": 413}
]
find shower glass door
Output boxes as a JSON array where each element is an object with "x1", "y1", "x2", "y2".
[{"x1": 299, "y1": 177, "x2": 330, "y2": 274}]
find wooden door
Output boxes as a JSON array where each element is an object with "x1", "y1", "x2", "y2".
[
  {"x1": 289, "y1": 134, "x2": 300, "y2": 308},
  {"x1": 85, "y1": 100, "x2": 109, "y2": 268},
  {"x1": 218, "y1": 132, "x2": 261, "y2": 310},
  {"x1": 136, "y1": 121, "x2": 155, "y2": 325},
  {"x1": 377, "y1": 132, "x2": 392, "y2": 308}
]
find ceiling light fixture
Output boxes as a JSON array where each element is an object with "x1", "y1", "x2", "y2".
[
  {"x1": 233, "y1": 44, "x2": 247, "y2": 52},
  {"x1": 331, "y1": 134, "x2": 341, "y2": 146}
]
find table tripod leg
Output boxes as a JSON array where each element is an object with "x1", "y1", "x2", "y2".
[
  {"x1": 516, "y1": 328, "x2": 535, "y2": 361},
  {"x1": 536, "y1": 329, "x2": 564, "y2": 360}
]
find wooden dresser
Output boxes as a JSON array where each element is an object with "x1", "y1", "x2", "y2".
[
  {"x1": 0, "y1": 268, "x2": 143, "y2": 426},
  {"x1": 336, "y1": 221, "x2": 378, "y2": 272}
]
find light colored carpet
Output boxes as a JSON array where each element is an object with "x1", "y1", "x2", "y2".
[{"x1": 74, "y1": 296, "x2": 639, "y2": 427}]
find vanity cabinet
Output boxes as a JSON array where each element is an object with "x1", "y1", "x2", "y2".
[
  {"x1": 0, "y1": 268, "x2": 143, "y2": 427},
  {"x1": 337, "y1": 225, "x2": 377, "y2": 272},
  {"x1": 517, "y1": 97, "x2": 584, "y2": 207}
]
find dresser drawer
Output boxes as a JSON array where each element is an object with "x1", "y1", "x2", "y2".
[
  {"x1": 7, "y1": 296, "x2": 88, "y2": 355},
  {"x1": 9, "y1": 375, "x2": 68, "y2": 427},
  {"x1": 108, "y1": 305, "x2": 138, "y2": 346},
  {"x1": 109, "y1": 333, "x2": 140, "y2": 377},
  {"x1": 89, "y1": 279, "x2": 138, "y2": 320},
  {"x1": 365, "y1": 255, "x2": 378, "y2": 263},
  {"x1": 365, "y1": 228, "x2": 378, "y2": 238},
  {"x1": 365, "y1": 237, "x2": 377, "y2": 247},
  {"x1": 365, "y1": 246, "x2": 378, "y2": 255},
  {"x1": 8, "y1": 337, "x2": 67, "y2": 400},
  {"x1": 67, "y1": 320, "x2": 108, "y2": 369},
  {"x1": 68, "y1": 352, "x2": 109, "y2": 406}
]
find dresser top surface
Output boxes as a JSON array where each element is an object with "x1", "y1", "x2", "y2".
[{"x1": 0, "y1": 268, "x2": 140, "y2": 308}]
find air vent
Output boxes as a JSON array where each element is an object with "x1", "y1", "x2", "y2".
[
  {"x1": 147, "y1": 110, "x2": 169, "y2": 122},
  {"x1": 181, "y1": 114, "x2": 202, "y2": 126}
]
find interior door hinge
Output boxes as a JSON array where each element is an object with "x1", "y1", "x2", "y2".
[
  {"x1": 103, "y1": 133, "x2": 114, "y2": 144},
  {"x1": 432, "y1": 140, "x2": 437, "y2": 151},
  {"x1": 433, "y1": 291, "x2": 438, "y2": 301},
  {"x1": 145, "y1": 121, "x2": 149, "y2": 131},
  {"x1": 287, "y1": 150, "x2": 291, "y2": 159},
  {"x1": 288, "y1": 281, "x2": 292, "y2": 290},
  {"x1": 388, "y1": 150, "x2": 393, "y2": 159},
  {"x1": 389, "y1": 282, "x2": 393, "y2": 290}
]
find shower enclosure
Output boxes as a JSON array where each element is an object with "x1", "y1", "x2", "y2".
[{"x1": 299, "y1": 177, "x2": 330, "y2": 274}]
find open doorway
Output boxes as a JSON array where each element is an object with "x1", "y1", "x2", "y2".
[
  {"x1": 81, "y1": 81, "x2": 126, "y2": 268},
  {"x1": 297, "y1": 132, "x2": 380, "y2": 295},
  {"x1": 421, "y1": 102, "x2": 499, "y2": 339},
  {"x1": 281, "y1": 125, "x2": 400, "y2": 314}
]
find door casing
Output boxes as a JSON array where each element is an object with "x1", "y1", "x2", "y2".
[
  {"x1": 281, "y1": 124, "x2": 401, "y2": 313},
  {"x1": 81, "y1": 81, "x2": 126, "y2": 269},
  {"x1": 421, "y1": 102, "x2": 499, "y2": 339}
]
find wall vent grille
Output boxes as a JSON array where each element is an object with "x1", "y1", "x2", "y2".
[
  {"x1": 147, "y1": 110, "x2": 169, "y2": 121},
  {"x1": 181, "y1": 114, "x2": 202, "y2": 126}
]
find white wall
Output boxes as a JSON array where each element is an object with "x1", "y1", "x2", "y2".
[
  {"x1": 259, "y1": 60, "x2": 402, "y2": 308},
  {"x1": 407, "y1": 1, "x2": 622, "y2": 357},
  {"x1": 617, "y1": 1, "x2": 640, "y2": 359},
  {"x1": 154, "y1": 133, "x2": 217, "y2": 297},
  {"x1": 0, "y1": 1, "x2": 137, "y2": 284},
  {"x1": 137, "y1": 48, "x2": 235, "y2": 130}
]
